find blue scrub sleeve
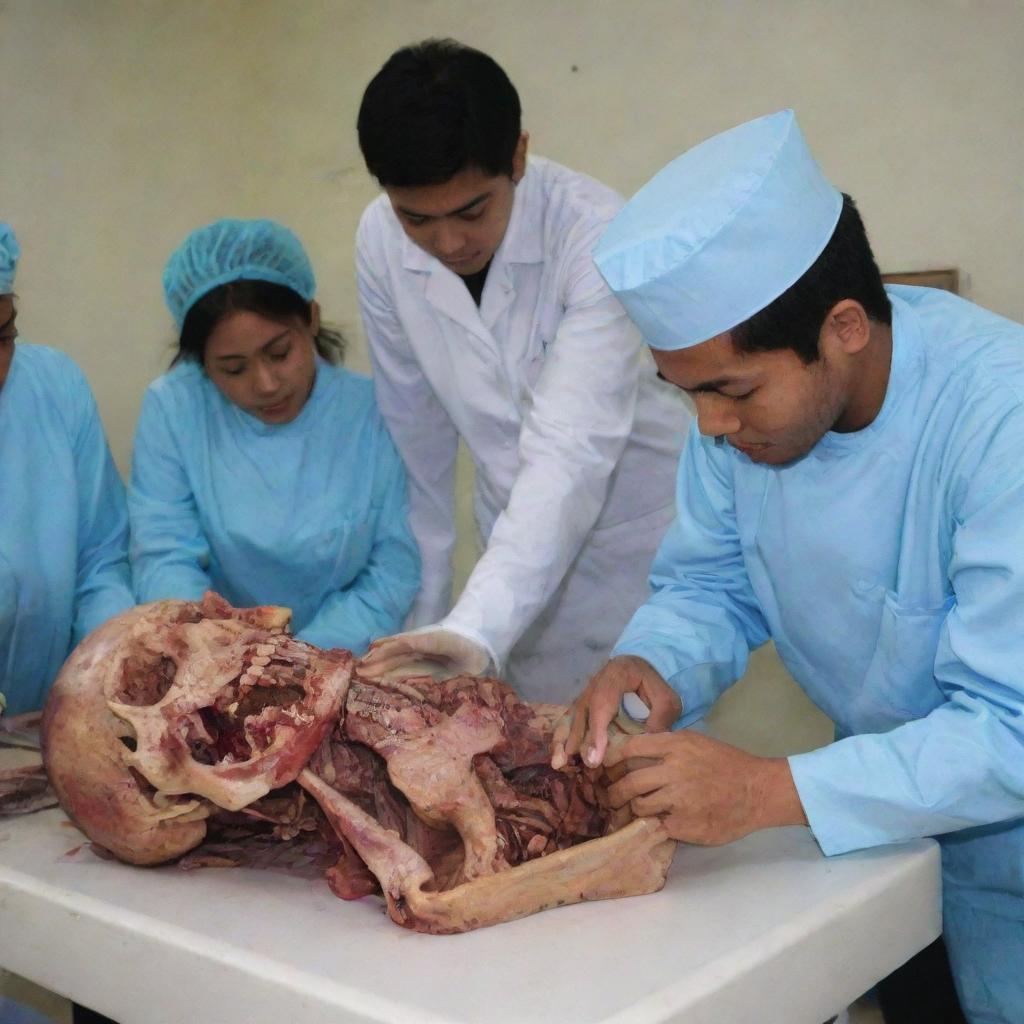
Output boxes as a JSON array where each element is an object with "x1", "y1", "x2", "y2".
[
  {"x1": 613, "y1": 424, "x2": 770, "y2": 722},
  {"x1": 296, "y1": 430, "x2": 420, "y2": 654},
  {"x1": 791, "y1": 431, "x2": 1024, "y2": 855},
  {"x1": 129, "y1": 387, "x2": 214, "y2": 602},
  {"x1": 66, "y1": 364, "x2": 134, "y2": 644}
]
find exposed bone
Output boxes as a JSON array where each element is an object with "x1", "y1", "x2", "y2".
[
  {"x1": 299, "y1": 768, "x2": 673, "y2": 933},
  {"x1": 364, "y1": 701, "x2": 506, "y2": 881},
  {"x1": 42, "y1": 593, "x2": 677, "y2": 931}
]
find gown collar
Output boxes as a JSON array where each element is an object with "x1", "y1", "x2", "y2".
[{"x1": 812, "y1": 292, "x2": 924, "y2": 458}]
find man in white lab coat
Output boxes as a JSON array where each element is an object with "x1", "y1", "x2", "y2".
[{"x1": 355, "y1": 39, "x2": 690, "y2": 702}]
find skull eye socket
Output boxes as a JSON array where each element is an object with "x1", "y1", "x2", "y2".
[{"x1": 114, "y1": 654, "x2": 177, "y2": 706}]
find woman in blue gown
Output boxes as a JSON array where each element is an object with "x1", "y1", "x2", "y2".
[
  {"x1": 0, "y1": 221, "x2": 133, "y2": 715},
  {"x1": 129, "y1": 218, "x2": 419, "y2": 653}
]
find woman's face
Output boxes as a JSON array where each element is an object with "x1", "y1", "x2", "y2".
[{"x1": 203, "y1": 305, "x2": 319, "y2": 424}]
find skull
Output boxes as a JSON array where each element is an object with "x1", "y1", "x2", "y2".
[{"x1": 42, "y1": 593, "x2": 351, "y2": 864}]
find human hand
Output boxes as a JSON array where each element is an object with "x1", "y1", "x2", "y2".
[
  {"x1": 604, "y1": 730, "x2": 807, "y2": 845},
  {"x1": 358, "y1": 626, "x2": 493, "y2": 679},
  {"x1": 550, "y1": 655, "x2": 681, "y2": 770}
]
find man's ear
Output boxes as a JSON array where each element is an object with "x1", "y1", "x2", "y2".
[
  {"x1": 309, "y1": 300, "x2": 321, "y2": 336},
  {"x1": 511, "y1": 132, "x2": 530, "y2": 184},
  {"x1": 824, "y1": 299, "x2": 871, "y2": 355}
]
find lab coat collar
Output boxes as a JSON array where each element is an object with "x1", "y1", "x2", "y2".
[
  {"x1": 395, "y1": 220, "x2": 485, "y2": 338},
  {"x1": 395, "y1": 160, "x2": 548, "y2": 338},
  {"x1": 495, "y1": 158, "x2": 545, "y2": 266},
  {"x1": 419, "y1": 264, "x2": 495, "y2": 340},
  {"x1": 399, "y1": 232, "x2": 433, "y2": 273}
]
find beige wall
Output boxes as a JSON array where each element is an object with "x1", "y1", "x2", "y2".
[{"x1": 2, "y1": 0, "x2": 1021, "y2": 752}]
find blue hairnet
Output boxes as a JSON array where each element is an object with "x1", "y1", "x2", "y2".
[
  {"x1": 0, "y1": 222, "x2": 20, "y2": 294},
  {"x1": 163, "y1": 219, "x2": 317, "y2": 329}
]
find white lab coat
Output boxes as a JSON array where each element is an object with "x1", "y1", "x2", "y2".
[{"x1": 356, "y1": 157, "x2": 690, "y2": 701}]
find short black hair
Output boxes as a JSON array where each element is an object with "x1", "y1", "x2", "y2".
[
  {"x1": 172, "y1": 280, "x2": 345, "y2": 367},
  {"x1": 731, "y1": 194, "x2": 892, "y2": 363},
  {"x1": 357, "y1": 38, "x2": 521, "y2": 187}
]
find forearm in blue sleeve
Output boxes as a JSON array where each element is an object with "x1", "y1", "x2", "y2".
[
  {"x1": 613, "y1": 429, "x2": 769, "y2": 721},
  {"x1": 128, "y1": 391, "x2": 213, "y2": 603}
]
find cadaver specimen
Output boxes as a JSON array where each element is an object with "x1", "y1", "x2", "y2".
[{"x1": 39, "y1": 593, "x2": 675, "y2": 933}]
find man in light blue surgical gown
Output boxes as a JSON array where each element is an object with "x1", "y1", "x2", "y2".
[
  {"x1": 553, "y1": 111, "x2": 1024, "y2": 1023},
  {"x1": 0, "y1": 221, "x2": 133, "y2": 715}
]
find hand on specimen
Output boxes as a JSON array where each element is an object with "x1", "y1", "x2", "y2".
[
  {"x1": 550, "y1": 655, "x2": 682, "y2": 770},
  {"x1": 604, "y1": 730, "x2": 808, "y2": 845},
  {"x1": 358, "y1": 625, "x2": 492, "y2": 679}
]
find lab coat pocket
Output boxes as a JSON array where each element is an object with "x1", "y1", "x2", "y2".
[{"x1": 867, "y1": 591, "x2": 953, "y2": 719}]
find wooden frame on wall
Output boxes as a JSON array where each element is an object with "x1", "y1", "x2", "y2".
[{"x1": 881, "y1": 269, "x2": 959, "y2": 294}]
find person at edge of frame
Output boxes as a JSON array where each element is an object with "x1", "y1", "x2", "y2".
[
  {"x1": 0, "y1": 220, "x2": 133, "y2": 718},
  {"x1": 554, "y1": 108, "x2": 1024, "y2": 1023},
  {"x1": 0, "y1": 222, "x2": 133, "y2": 1024}
]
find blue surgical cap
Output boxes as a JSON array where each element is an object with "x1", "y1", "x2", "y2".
[
  {"x1": 595, "y1": 109, "x2": 843, "y2": 351},
  {"x1": 0, "y1": 222, "x2": 20, "y2": 295},
  {"x1": 163, "y1": 218, "x2": 317, "y2": 329}
]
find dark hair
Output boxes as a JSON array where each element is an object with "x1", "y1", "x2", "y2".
[
  {"x1": 172, "y1": 280, "x2": 345, "y2": 367},
  {"x1": 357, "y1": 38, "x2": 521, "y2": 187},
  {"x1": 731, "y1": 194, "x2": 892, "y2": 363}
]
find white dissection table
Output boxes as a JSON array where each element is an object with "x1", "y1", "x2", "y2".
[{"x1": 0, "y1": 798, "x2": 939, "y2": 1024}]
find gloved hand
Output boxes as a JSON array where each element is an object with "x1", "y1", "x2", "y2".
[{"x1": 358, "y1": 625, "x2": 494, "y2": 680}]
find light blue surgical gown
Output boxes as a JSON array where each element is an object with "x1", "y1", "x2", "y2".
[
  {"x1": 614, "y1": 286, "x2": 1024, "y2": 1024},
  {"x1": 0, "y1": 344, "x2": 133, "y2": 715},
  {"x1": 129, "y1": 360, "x2": 420, "y2": 654}
]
